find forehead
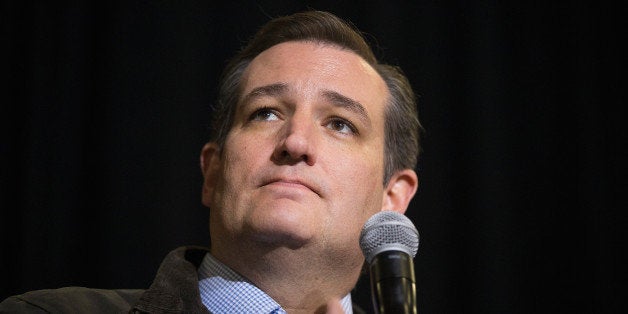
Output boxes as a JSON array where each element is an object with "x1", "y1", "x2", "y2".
[{"x1": 240, "y1": 41, "x2": 389, "y2": 117}]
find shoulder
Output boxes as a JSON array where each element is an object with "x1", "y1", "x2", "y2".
[{"x1": 0, "y1": 286, "x2": 144, "y2": 313}]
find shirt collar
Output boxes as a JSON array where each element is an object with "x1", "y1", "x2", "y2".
[{"x1": 198, "y1": 252, "x2": 353, "y2": 314}]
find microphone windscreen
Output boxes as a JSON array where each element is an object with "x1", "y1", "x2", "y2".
[{"x1": 359, "y1": 211, "x2": 419, "y2": 263}]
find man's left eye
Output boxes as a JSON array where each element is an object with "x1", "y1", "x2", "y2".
[{"x1": 326, "y1": 118, "x2": 357, "y2": 135}]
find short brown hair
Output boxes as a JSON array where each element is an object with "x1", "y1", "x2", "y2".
[{"x1": 210, "y1": 11, "x2": 422, "y2": 183}]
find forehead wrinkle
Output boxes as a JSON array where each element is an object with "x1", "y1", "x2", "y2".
[{"x1": 321, "y1": 89, "x2": 371, "y2": 127}]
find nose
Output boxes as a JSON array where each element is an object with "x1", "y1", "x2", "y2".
[{"x1": 272, "y1": 113, "x2": 318, "y2": 166}]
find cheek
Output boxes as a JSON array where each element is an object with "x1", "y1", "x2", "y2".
[
  {"x1": 212, "y1": 137, "x2": 253, "y2": 200},
  {"x1": 329, "y1": 154, "x2": 384, "y2": 209},
  {"x1": 224, "y1": 133, "x2": 264, "y2": 173},
  {"x1": 323, "y1": 157, "x2": 384, "y2": 253},
  {"x1": 221, "y1": 147, "x2": 258, "y2": 197},
  {"x1": 218, "y1": 132, "x2": 276, "y2": 200}
]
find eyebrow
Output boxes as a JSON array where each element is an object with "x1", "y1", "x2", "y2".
[
  {"x1": 321, "y1": 90, "x2": 371, "y2": 127},
  {"x1": 240, "y1": 83, "x2": 288, "y2": 105}
]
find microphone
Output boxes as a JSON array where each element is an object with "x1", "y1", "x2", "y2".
[{"x1": 359, "y1": 211, "x2": 419, "y2": 314}]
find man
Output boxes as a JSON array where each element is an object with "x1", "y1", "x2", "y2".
[{"x1": 1, "y1": 10, "x2": 421, "y2": 313}]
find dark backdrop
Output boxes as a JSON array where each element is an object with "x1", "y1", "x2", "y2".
[{"x1": 1, "y1": 1, "x2": 622, "y2": 313}]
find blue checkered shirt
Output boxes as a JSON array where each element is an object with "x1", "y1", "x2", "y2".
[{"x1": 198, "y1": 252, "x2": 353, "y2": 314}]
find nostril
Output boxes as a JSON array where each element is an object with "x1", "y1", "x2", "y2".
[{"x1": 281, "y1": 150, "x2": 308, "y2": 161}]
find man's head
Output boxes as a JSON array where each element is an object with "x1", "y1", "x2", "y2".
[
  {"x1": 210, "y1": 11, "x2": 422, "y2": 184},
  {"x1": 199, "y1": 11, "x2": 421, "y2": 295}
]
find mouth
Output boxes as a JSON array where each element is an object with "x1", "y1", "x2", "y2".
[{"x1": 262, "y1": 177, "x2": 321, "y2": 197}]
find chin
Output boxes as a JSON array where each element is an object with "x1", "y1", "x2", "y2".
[
  {"x1": 238, "y1": 198, "x2": 322, "y2": 246},
  {"x1": 246, "y1": 218, "x2": 317, "y2": 249}
]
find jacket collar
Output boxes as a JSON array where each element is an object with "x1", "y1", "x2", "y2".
[{"x1": 131, "y1": 246, "x2": 210, "y2": 314}]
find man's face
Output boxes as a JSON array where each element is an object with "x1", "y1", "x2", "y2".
[{"x1": 203, "y1": 41, "x2": 390, "y2": 259}]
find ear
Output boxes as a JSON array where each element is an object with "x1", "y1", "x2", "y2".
[
  {"x1": 381, "y1": 169, "x2": 419, "y2": 214},
  {"x1": 200, "y1": 142, "x2": 221, "y2": 207}
]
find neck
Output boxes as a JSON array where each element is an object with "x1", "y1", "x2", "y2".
[{"x1": 211, "y1": 237, "x2": 362, "y2": 313}]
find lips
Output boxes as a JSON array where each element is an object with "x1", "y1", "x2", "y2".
[{"x1": 262, "y1": 176, "x2": 321, "y2": 197}]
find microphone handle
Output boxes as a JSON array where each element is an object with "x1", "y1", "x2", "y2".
[{"x1": 370, "y1": 250, "x2": 417, "y2": 314}]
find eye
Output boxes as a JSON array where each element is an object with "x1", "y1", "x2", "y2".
[
  {"x1": 249, "y1": 107, "x2": 279, "y2": 121},
  {"x1": 325, "y1": 117, "x2": 357, "y2": 135}
]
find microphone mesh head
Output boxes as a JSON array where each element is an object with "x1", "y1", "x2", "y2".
[{"x1": 359, "y1": 211, "x2": 419, "y2": 263}]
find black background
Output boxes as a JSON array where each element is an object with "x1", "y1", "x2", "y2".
[{"x1": 1, "y1": 1, "x2": 623, "y2": 313}]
